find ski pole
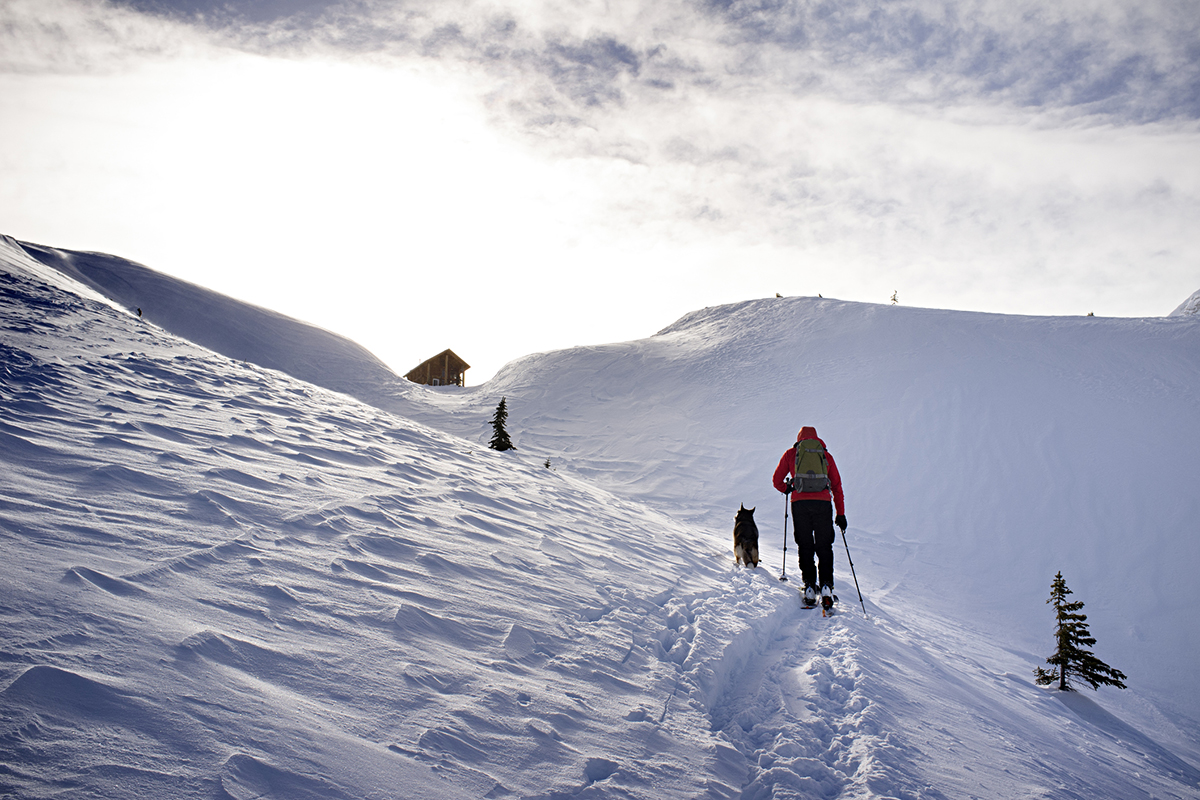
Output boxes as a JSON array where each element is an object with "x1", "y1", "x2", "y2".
[
  {"x1": 780, "y1": 489, "x2": 789, "y2": 582},
  {"x1": 840, "y1": 528, "x2": 867, "y2": 617}
]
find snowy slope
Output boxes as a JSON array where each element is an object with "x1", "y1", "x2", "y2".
[
  {"x1": 0, "y1": 243, "x2": 783, "y2": 798},
  {"x1": 397, "y1": 294, "x2": 1200, "y2": 728},
  {"x1": 3, "y1": 237, "x2": 1200, "y2": 799},
  {"x1": 8, "y1": 237, "x2": 400, "y2": 400}
]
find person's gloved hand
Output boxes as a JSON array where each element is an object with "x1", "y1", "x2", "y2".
[
  {"x1": 783, "y1": 479, "x2": 794, "y2": 494},
  {"x1": 835, "y1": 514, "x2": 847, "y2": 532}
]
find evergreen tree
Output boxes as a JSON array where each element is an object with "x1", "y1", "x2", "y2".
[
  {"x1": 488, "y1": 397, "x2": 515, "y2": 452},
  {"x1": 1034, "y1": 571, "x2": 1127, "y2": 692}
]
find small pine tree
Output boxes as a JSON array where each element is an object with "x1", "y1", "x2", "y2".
[
  {"x1": 488, "y1": 397, "x2": 515, "y2": 452},
  {"x1": 890, "y1": 290, "x2": 898, "y2": 305},
  {"x1": 1033, "y1": 571, "x2": 1127, "y2": 692}
]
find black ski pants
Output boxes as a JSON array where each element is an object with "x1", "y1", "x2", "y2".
[{"x1": 792, "y1": 499, "x2": 835, "y2": 590}]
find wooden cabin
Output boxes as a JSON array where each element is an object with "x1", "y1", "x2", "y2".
[{"x1": 405, "y1": 349, "x2": 470, "y2": 387}]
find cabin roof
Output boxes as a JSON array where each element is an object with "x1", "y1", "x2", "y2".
[{"x1": 405, "y1": 349, "x2": 470, "y2": 386}]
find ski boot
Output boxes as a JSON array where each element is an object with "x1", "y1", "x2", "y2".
[{"x1": 821, "y1": 585, "x2": 835, "y2": 612}]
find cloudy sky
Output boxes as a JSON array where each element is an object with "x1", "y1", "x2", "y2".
[{"x1": 3, "y1": 0, "x2": 1198, "y2": 382}]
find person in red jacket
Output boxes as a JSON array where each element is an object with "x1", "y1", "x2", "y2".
[{"x1": 773, "y1": 426, "x2": 847, "y2": 607}]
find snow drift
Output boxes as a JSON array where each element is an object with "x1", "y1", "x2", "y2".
[{"x1": 2, "y1": 235, "x2": 1199, "y2": 799}]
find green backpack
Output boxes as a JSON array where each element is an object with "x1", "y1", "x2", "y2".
[{"x1": 793, "y1": 439, "x2": 831, "y2": 493}]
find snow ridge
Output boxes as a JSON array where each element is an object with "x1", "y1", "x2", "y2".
[
  {"x1": 7, "y1": 236, "x2": 401, "y2": 400},
  {"x1": 1170, "y1": 288, "x2": 1200, "y2": 317}
]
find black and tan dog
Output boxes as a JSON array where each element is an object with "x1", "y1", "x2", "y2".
[{"x1": 733, "y1": 504, "x2": 760, "y2": 567}]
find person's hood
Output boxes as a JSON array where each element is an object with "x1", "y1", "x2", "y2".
[{"x1": 797, "y1": 426, "x2": 820, "y2": 442}]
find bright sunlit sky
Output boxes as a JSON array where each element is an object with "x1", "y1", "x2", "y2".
[{"x1": 3, "y1": 0, "x2": 1199, "y2": 383}]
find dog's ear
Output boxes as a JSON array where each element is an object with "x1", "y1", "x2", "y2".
[{"x1": 748, "y1": 507, "x2": 755, "y2": 513}]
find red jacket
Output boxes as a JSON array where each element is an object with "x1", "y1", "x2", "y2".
[{"x1": 773, "y1": 428, "x2": 845, "y2": 515}]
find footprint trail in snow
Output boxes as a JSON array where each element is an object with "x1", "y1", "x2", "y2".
[{"x1": 710, "y1": 599, "x2": 939, "y2": 800}]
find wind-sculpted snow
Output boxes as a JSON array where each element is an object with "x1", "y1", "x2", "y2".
[
  {"x1": 3, "y1": 240, "x2": 1200, "y2": 798},
  {"x1": 0, "y1": 254, "x2": 791, "y2": 797}
]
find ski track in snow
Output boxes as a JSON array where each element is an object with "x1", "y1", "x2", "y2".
[
  {"x1": 711, "y1": 606, "x2": 924, "y2": 800},
  {"x1": 3, "y1": 238, "x2": 1200, "y2": 799}
]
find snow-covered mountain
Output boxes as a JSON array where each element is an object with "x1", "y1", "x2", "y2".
[
  {"x1": 1172, "y1": 288, "x2": 1200, "y2": 317},
  {"x1": 2, "y1": 235, "x2": 1199, "y2": 799}
]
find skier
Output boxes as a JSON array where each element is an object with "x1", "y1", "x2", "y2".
[{"x1": 773, "y1": 426, "x2": 847, "y2": 609}]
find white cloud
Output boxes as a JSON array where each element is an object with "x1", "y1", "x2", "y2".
[
  {"x1": 0, "y1": 0, "x2": 205, "y2": 73},
  {"x1": 2, "y1": 0, "x2": 1198, "y2": 381}
]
